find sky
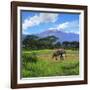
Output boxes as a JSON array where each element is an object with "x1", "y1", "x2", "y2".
[{"x1": 21, "y1": 10, "x2": 80, "y2": 35}]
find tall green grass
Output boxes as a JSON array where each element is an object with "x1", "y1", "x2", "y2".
[{"x1": 21, "y1": 49, "x2": 79, "y2": 77}]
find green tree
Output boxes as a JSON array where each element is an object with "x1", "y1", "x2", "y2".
[
  {"x1": 22, "y1": 35, "x2": 39, "y2": 50},
  {"x1": 54, "y1": 42, "x2": 61, "y2": 48},
  {"x1": 23, "y1": 35, "x2": 58, "y2": 50}
]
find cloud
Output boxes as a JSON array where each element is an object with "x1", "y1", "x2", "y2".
[
  {"x1": 57, "y1": 20, "x2": 79, "y2": 30},
  {"x1": 49, "y1": 20, "x2": 79, "y2": 34},
  {"x1": 23, "y1": 13, "x2": 59, "y2": 30},
  {"x1": 57, "y1": 22, "x2": 69, "y2": 30}
]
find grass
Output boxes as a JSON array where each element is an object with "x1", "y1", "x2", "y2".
[{"x1": 21, "y1": 49, "x2": 79, "y2": 78}]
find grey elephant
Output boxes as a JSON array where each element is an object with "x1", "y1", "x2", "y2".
[{"x1": 52, "y1": 48, "x2": 66, "y2": 60}]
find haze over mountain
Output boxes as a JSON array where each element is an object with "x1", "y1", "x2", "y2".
[
  {"x1": 22, "y1": 29, "x2": 79, "y2": 42},
  {"x1": 36, "y1": 29, "x2": 79, "y2": 42}
]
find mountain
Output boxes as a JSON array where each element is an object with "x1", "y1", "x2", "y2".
[
  {"x1": 36, "y1": 29, "x2": 79, "y2": 42},
  {"x1": 22, "y1": 29, "x2": 79, "y2": 42}
]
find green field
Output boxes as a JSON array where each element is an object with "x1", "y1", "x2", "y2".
[{"x1": 21, "y1": 49, "x2": 79, "y2": 78}]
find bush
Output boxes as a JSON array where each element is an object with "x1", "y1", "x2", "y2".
[
  {"x1": 22, "y1": 53, "x2": 38, "y2": 63},
  {"x1": 61, "y1": 61, "x2": 79, "y2": 75},
  {"x1": 22, "y1": 52, "x2": 38, "y2": 70}
]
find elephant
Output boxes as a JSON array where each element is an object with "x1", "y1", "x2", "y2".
[{"x1": 52, "y1": 48, "x2": 66, "y2": 60}]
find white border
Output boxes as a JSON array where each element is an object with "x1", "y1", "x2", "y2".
[{"x1": 17, "y1": 7, "x2": 84, "y2": 84}]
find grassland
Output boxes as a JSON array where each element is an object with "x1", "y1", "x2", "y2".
[{"x1": 21, "y1": 49, "x2": 79, "y2": 78}]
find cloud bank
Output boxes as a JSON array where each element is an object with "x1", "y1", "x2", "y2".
[
  {"x1": 49, "y1": 20, "x2": 79, "y2": 34},
  {"x1": 23, "y1": 13, "x2": 59, "y2": 30}
]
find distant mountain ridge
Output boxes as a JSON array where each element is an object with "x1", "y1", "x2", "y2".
[
  {"x1": 22, "y1": 29, "x2": 79, "y2": 42},
  {"x1": 36, "y1": 29, "x2": 79, "y2": 42}
]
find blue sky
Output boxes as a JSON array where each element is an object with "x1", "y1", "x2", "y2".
[{"x1": 21, "y1": 11, "x2": 80, "y2": 35}]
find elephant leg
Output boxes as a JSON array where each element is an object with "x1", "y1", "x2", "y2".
[
  {"x1": 60, "y1": 54, "x2": 64, "y2": 60},
  {"x1": 55, "y1": 57, "x2": 57, "y2": 60}
]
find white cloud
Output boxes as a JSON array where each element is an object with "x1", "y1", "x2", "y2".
[
  {"x1": 48, "y1": 22, "x2": 69, "y2": 30},
  {"x1": 56, "y1": 20, "x2": 79, "y2": 30},
  {"x1": 49, "y1": 27, "x2": 56, "y2": 30},
  {"x1": 57, "y1": 22, "x2": 69, "y2": 30},
  {"x1": 48, "y1": 20, "x2": 79, "y2": 34},
  {"x1": 23, "y1": 13, "x2": 59, "y2": 30},
  {"x1": 39, "y1": 13, "x2": 58, "y2": 23}
]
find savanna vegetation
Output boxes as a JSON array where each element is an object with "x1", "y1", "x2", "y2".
[
  {"x1": 22, "y1": 35, "x2": 79, "y2": 50},
  {"x1": 21, "y1": 35, "x2": 79, "y2": 77}
]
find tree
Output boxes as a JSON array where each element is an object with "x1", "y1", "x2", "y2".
[
  {"x1": 70, "y1": 41, "x2": 79, "y2": 50},
  {"x1": 22, "y1": 35, "x2": 39, "y2": 50},
  {"x1": 62, "y1": 41, "x2": 79, "y2": 49},
  {"x1": 23, "y1": 35, "x2": 58, "y2": 50},
  {"x1": 38, "y1": 36, "x2": 58, "y2": 49},
  {"x1": 62, "y1": 41, "x2": 70, "y2": 49},
  {"x1": 54, "y1": 42, "x2": 61, "y2": 48}
]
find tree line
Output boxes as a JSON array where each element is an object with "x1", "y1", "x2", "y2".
[{"x1": 22, "y1": 35, "x2": 79, "y2": 50}]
